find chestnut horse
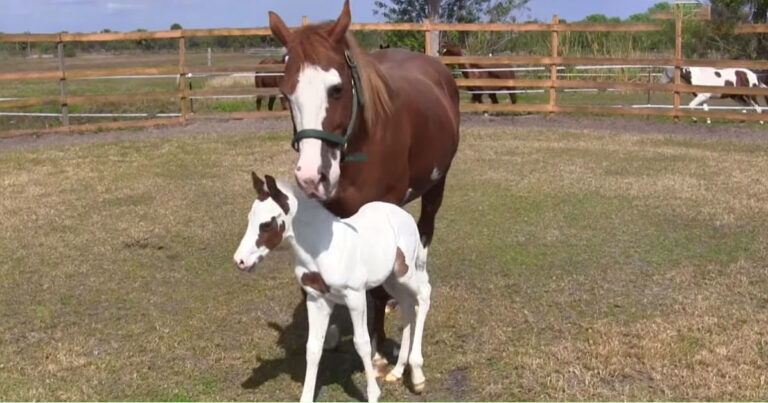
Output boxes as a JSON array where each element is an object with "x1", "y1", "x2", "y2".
[
  {"x1": 442, "y1": 42, "x2": 517, "y2": 105},
  {"x1": 268, "y1": 0, "x2": 459, "y2": 382},
  {"x1": 255, "y1": 57, "x2": 288, "y2": 111}
]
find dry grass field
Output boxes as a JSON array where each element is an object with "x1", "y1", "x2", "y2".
[{"x1": 2, "y1": 116, "x2": 768, "y2": 401}]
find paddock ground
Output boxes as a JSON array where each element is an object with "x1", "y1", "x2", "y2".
[{"x1": 2, "y1": 114, "x2": 768, "y2": 401}]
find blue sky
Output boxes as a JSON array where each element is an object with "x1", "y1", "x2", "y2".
[{"x1": 0, "y1": 0, "x2": 668, "y2": 34}]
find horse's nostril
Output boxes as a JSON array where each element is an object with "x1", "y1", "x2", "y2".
[{"x1": 319, "y1": 173, "x2": 328, "y2": 184}]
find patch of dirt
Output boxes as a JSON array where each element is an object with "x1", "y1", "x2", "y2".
[
  {"x1": 444, "y1": 366, "x2": 471, "y2": 400},
  {"x1": 2, "y1": 113, "x2": 768, "y2": 153}
]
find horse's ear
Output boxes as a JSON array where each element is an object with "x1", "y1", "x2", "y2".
[
  {"x1": 265, "y1": 175, "x2": 290, "y2": 214},
  {"x1": 269, "y1": 11, "x2": 292, "y2": 46},
  {"x1": 252, "y1": 172, "x2": 269, "y2": 200},
  {"x1": 328, "y1": 0, "x2": 351, "y2": 44}
]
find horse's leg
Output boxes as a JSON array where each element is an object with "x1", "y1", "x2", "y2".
[
  {"x1": 509, "y1": 89, "x2": 518, "y2": 104},
  {"x1": 417, "y1": 174, "x2": 448, "y2": 269},
  {"x1": 703, "y1": 102, "x2": 711, "y2": 124},
  {"x1": 489, "y1": 93, "x2": 499, "y2": 104},
  {"x1": 268, "y1": 95, "x2": 276, "y2": 111},
  {"x1": 345, "y1": 290, "x2": 381, "y2": 402},
  {"x1": 408, "y1": 276, "x2": 431, "y2": 394},
  {"x1": 369, "y1": 285, "x2": 390, "y2": 377},
  {"x1": 300, "y1": 294, "x2": 334, "y2": 403},
  {"x1": 688, "y1": 93, "x2": 709, "y2": 123},
  {"x1": 748, "y1": 96, "x2": 764, "y2": 124},
  {"x1": 256, "y1": 95, "x2": 263, "y2": 111},
  {"x1": 280, "y1": 96, "x2": 288, "y2": 110}
]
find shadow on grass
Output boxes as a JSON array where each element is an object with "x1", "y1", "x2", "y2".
[{"x1": 241, "y1": 300, "x2": 400, "y2": 401}]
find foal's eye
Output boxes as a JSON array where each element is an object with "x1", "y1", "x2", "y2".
[{"x1": 327, "y1": 84, "x2": 343, "y2": 100}]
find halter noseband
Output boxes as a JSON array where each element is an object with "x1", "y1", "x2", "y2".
[{"x1": 292, "y1": 50, "x2": 366, "y2": 162}]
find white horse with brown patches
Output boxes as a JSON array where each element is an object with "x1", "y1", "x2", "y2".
[
  {"x1": 663, "y1": 66, "x2": 767, "y2": 124},
  {"x1": 233, "y1": 173, "x2": 431, "y2": 402}
]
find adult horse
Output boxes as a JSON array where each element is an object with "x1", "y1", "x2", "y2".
[
  {"x1": 268, "y1": 0, "x2": 459, "y2": 379},
  {"x1": 662, "y1": 66, "x2": 767, "y2": 124},
  {"x1": 442, "y1": 42, "x2": 517, "y2": 105},
  {"x1": 255, "y1": 57, "x2": 288, "y2": 111}
]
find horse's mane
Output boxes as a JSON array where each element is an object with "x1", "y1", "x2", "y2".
[{"x1": 289, "y1": 24, "x2": 392, "y2": 129}]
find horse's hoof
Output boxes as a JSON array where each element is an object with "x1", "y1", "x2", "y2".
[
  {"x1": 412, "y1": 381, "x2": 425, "y2": 394},
  {"x1": 385, "y1": 299, "x2": 398, "y2": 314},
  {"x1": 373, "y1": 354, "x2": 389, "y2": 378},
  {"x1": 384, "y1": 372, "x2": 401, "y2": 383}
]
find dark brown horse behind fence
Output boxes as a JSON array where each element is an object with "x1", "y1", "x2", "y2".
[
  {"x1": 254, "y1": 57, "x2": 288, "y2": 111},
  {"x1": 441, "y1": 43, "x2": 517, "y2": 105}
]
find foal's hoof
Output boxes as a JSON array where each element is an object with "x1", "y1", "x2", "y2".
[
  {"x1": 412, "y1": 381, "x2": 425, "y2": 394},
  {"x1": 384, "y1": 372, "x2": 401, "y2": 383}
]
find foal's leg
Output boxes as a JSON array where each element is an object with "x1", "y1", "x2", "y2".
[
  {"x1": 408, "y1": 278, "x2": 432, "y2": 394},
  {"x1": 301, "y1": 295, "x2": 334, "y2": 403},
  {"x1": 267, "y1": 95, "x2": 276, "y2": 111},
  {"x1": 382, "y1": 281, "x2": 415, "y2": 384},
  {"x1": 345, "y1": 290, "x2": 381, "y2": 402}
]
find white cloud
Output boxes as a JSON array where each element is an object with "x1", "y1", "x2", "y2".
[{"x1": 106, "y1": 1, "x2": 147, "y2": 11}]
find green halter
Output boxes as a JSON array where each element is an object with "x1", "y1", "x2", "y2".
[{"x1": 292, "y1": 50, "x2": 367, "y2": 162}]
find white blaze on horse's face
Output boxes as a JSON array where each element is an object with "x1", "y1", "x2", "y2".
[
  {"x1": 289, "y1": 64, "x2": 343, "y2": 201},
  {"x1": 233, "y1": 198, "x2": 287, "y2": 272}
]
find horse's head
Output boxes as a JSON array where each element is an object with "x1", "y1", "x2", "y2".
[
  {"x1": 440, "y1": 42, "x2": 466, "y2": 57},
  {"x1": 234, "y1": 173, "x2": 294, "y2": 272},
  {"x1": 268, "y1": 1, "x2": 357, "y2": 201}
]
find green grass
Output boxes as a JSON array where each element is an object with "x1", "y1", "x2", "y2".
[{"x1": 3, "y1": 121, "x2": 768, "y2": 400}]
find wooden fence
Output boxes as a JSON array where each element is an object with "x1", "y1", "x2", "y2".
[{"x1": 2, "y1": 6, "x2": 768, "y2": 137}]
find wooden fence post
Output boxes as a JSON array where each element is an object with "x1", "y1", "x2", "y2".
[
  {"x1": 57, "y1": 40, "x2": 69, "y2": 126},
  {"x1": 178, "y1": 35, "x2": 188, "y2": 123},
  {"x1": 549, "y1": 15, "x2": 559, "y2": 115},
  {"x1": 424, "y1": 18, "x2": 432, "y2": 55},
  {"x1": 673, "y1": 9, "x2": 682, "y2": 123}
]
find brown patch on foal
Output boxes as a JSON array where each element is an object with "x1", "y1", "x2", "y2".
[
  {"x1": 301, "y1": 272, "x2": 330, "y2": 293},
  {"x1": 394, "y1": 247, "x2": 409, "y2": 278},
  {"x1": 256, "y1": 218, "x2": 285, "y2": 250}
]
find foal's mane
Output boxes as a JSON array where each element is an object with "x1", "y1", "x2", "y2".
[{"x1": 289, "y1": 24, "x2": 392, "y2": 128}]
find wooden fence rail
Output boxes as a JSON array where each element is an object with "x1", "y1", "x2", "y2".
[{"x1": 2, "y1": 4, "x2": 768, "y2": 136}]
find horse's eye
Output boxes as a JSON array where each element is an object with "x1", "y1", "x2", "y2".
[
  {"x1": 259, "y1": 218, "x2": 275, "y2": 232},
  {"x1": 328, "y1": 84, "x2": 343, "y2": 100}
]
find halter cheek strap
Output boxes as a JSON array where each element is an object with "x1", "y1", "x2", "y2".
[{"x1": 292, "y1": 50, "x2": 367, "y2": 162}]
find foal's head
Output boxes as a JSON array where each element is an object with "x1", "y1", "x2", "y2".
[
  {"x1": 268, "y1": 1, "x2": 390, "y2": 201},
  {"x1": 233, "y1": 173, "x2": 293, "y2": 272}
]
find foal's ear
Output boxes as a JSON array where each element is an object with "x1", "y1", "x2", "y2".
[
  {"x1": 268, "y1": 11, "x2": 292, "y2": 46},
  {"x1": 328, "y1": 0, "x2": 351, "y2": 44},
  {"x1": 252, "y1": 172, "x2": 269, "y2": 201},
  {"x1": 265, "y1": 175, "x2": 290, "y2": 214}
]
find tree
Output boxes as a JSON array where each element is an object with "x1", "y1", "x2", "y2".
[
  {"x1": 170, "y1": 23, "x2": 183, "y2": 30},
  {"x1": 374, "y1": 0, "x2": 530, "y2": 54}
]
